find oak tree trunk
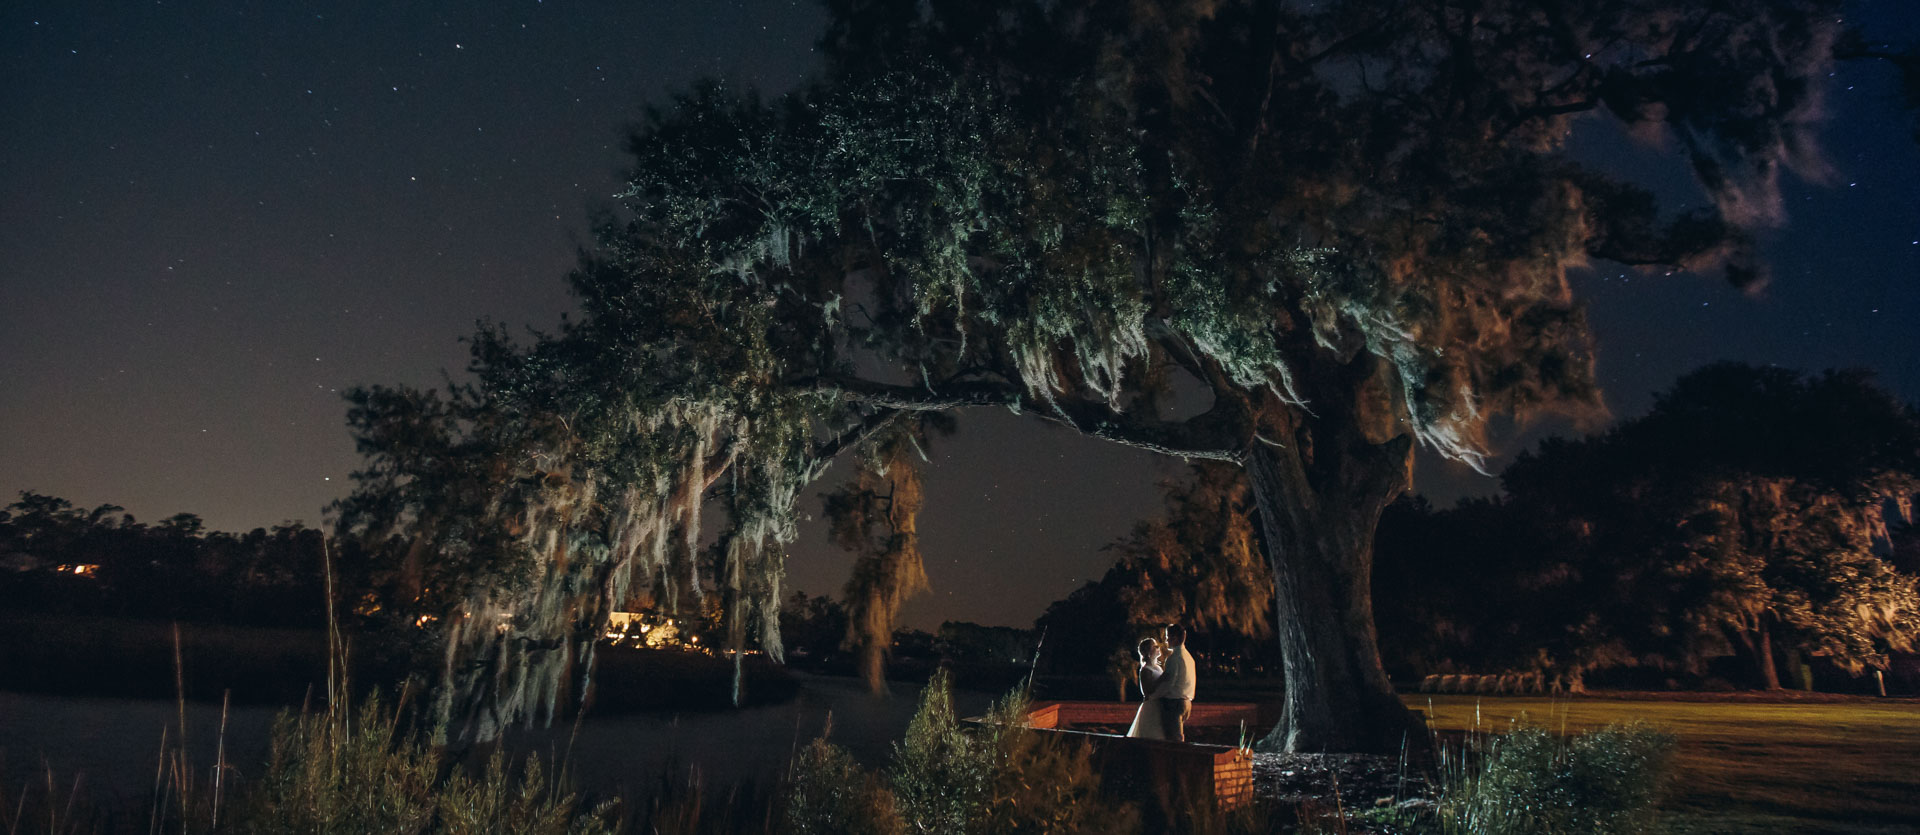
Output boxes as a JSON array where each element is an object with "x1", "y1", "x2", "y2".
[
  {"x1": 1754, "y1": 627, "x2": 1782, "y2": 691},
  {"x1": 1245, "y1": 434, "x2": 1423, "y2": 754}
]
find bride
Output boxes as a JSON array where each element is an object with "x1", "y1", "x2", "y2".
[{"x1": 1126, "y1": 637, "x2": 1167, "y2": 739}]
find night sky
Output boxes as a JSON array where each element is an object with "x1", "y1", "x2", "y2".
[{"x1": 5, "y1": 1, "x2": 1918, "y2": 631}]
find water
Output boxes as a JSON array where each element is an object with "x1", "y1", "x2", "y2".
[{"x1": 0, "y1": 674, "x2": 996, "y2": 814}]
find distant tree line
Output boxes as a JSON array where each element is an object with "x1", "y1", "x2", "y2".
[
  {"x1": 0, "y1": 495, "x2": 330, "y2": 628},
  {"x1": 779, "y1": 591, "x2": 1036, "y2": 671},
  {"x1": 1374, "y1": 362, "x2": 1920, "y2": 691}
]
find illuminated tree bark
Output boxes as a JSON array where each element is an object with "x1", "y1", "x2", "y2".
[{"x1": 1246, "y1": 434, "x2": 1417, "y2": 752}]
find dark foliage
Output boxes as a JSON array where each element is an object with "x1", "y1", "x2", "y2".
[
  {"x1": 0, "y1": 492, "x2": 329, "y2": 628},
  {"x1": 1375, "y1": 363, "x2": 1920, "y2": 689},
  {"x1": 1034, "y1": 571, "x2": 1134, "y2": 678},
  {"x1": 778, "y1": 590, "x2": 851, "y2": 664}
]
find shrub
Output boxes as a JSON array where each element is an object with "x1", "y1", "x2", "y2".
[
  {"x1": 783, "y1": 739, "x2": 904, "y2": 835},
  {"x1": 972, "y1": 689, "x2": 1138, "y2": 835},
  {"x1": 778, "y1": 673, "x2": 1142, "y2": 834},
  {"x1": 888, "y1": 672, "x2": 1137, "y2": 835},
  {"x1": 890, "y1": 670, "x2": 993, "y2": 832},
  {"x1": 435, "y1": 749, "x2": 620, "y2": 835},
  {"x1": 1435, "y1": 722, "x2": 1676, "y2": 835}
]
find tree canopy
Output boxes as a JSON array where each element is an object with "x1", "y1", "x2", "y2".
[{"x1": 337, "y1": 0, "x2": 1862, "y2": 747}]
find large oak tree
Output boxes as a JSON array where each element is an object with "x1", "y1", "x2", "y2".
[{"x1": 341, "y1": 0, "x2": 1853, "y2": 750}]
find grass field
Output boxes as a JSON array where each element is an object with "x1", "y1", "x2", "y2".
[{"x1": 1413, "y1": 694, "x2": 1920, "y2": 834}]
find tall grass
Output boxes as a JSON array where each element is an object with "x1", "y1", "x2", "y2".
[
  {"x1": 959, "y1": 686, "x2": 1136, "y2": 834},
  {"x1": 119, "y1": 691, "x2": 621, "y2": 835},
  {"x1": 637, "y1": 761, "x2": 785, "y2": 835},
  {"x1": 1, "y1": 759, "x2": 100, "y2": 835},
  {"x1": 129, "y1": 539, "x2": 625, "y2": 834},
  {"x1": 235, "y1": 696, "x2": 438, "y2": 833}
]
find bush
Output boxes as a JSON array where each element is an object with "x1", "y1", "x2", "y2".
[
  {"x1": 971, "y1": 689, "x2": 1137, "y2": 835},
  {"x1": 779, "y1": 672, "x2": 1139, "y2": 834},
  {"x1": 889, "y1": 670, "x2": 992, "y2": 832},
  {"x1": 435, "y1": 750, "x2": 620, "y2": 835},
  {"x1": 1434, "y1": 722, "x2": 1676, "y2": 835},
  {"x1": 887, "y1": 671, "x2": 1137, "y2": 835},
  {"x1": 783, "y1": 739, "x2": 904, "y2": 835}
]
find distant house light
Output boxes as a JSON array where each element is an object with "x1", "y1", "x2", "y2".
[{"x1": 605, "y1": 610, "x2": 704, "y2": 651}]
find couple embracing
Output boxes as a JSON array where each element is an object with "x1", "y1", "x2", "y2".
[{"x1": 1126, "y1": 623, "x2": 1195, "y2": 742}]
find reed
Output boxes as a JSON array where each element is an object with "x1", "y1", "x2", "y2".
[
  {"x1": 0, "y1": 760, "x2": 96, "y2": 835},
  {"x1": 98, "y1": 536, "x2": 626, "y2": 834}
]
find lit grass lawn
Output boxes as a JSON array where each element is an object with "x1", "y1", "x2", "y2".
[{"x1": 1411, "y1": 694, "x2": 1920, "y2": 834}]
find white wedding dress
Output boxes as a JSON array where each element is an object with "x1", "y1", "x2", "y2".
[{"x1": 1126, "y1": 662, "x2": 1167, "y2": 739}]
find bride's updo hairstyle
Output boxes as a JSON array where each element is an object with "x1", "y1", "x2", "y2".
[{"x1": 1137, "y1": 637, "x2": 1158, "y2": 662}]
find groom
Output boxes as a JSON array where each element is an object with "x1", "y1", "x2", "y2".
[{"x1": 1156, "y1": 623, "x2": 1195, "y2": 742}]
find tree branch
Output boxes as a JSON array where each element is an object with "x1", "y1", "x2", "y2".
[
  {"x1": 1033, "y1": 393, "x2": 1247, "y2": 462},
  {"x1": 812, "y1": 375, "x2": 1248, "y2": 462},
  {"x1": 1514, "y1": 96, "x2": 1601, "y2": 121},
  {"x1": 1298, "y1": 11, "x2": 1401, "y2": 70},
  {"x1": 811, "y1": 408, "x2": 906, "y2": 463},
  {"x1": 817, "y1": 376, "x2": 1017, "y2": 411}
]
